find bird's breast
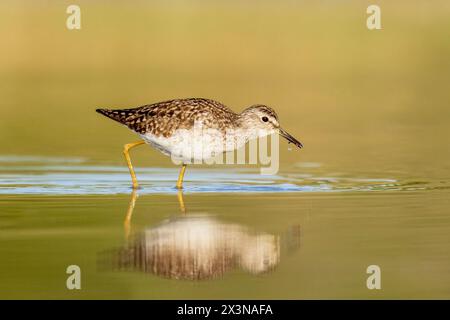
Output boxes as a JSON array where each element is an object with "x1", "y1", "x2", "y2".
[{"x1": 140, "y1": 128, "x2": 247, "y2": 162}]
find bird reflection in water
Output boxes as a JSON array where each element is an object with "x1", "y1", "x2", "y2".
[{"x1": 110, "y1": 191, "x2": 298, "y2": 280}]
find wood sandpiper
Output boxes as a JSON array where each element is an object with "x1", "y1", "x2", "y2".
[{"x1": 96, "y1": 98, "x2": 302, "y2": 189}]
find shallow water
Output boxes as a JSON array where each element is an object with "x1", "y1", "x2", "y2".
[
  {"x1": 1, "y1": 156, "x2": 447, "y2": 195},
  {"x1": 0, "y1": 156, "x2": 449, "y2": 299},
  {"x1": 1, "y1": 1, "x2": 450, "y2": 299}
]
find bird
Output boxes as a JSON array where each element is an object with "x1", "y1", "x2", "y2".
[{"x1": 96, "y1": 98, "x2": 303, "y2": 189}]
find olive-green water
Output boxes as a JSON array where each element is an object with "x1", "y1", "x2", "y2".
[{"x1": 0, "y1": 1, "x2": 449, "y2": 299}]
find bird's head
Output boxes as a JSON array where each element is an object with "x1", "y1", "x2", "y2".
[{"x1": 239, "y1": 104, "x2": 303, "y2": 148}]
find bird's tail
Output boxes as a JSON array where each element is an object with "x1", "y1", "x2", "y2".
[{"x1": 96, "y1": 108, "x2": 126, "y2": 124}]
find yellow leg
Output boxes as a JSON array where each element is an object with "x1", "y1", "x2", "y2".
[
  {"x1": 177, "y1": 190, "x2": 186, "y2": 214},
  {"x1": 124, "y1": 190, "x2": 138, "y2": 241},
  {"x1": 123, "y1": 141, "x2": 145, "y2": 189},
  {"x1": 176, "y1": 164, "x2": 187, "y2": 189}
]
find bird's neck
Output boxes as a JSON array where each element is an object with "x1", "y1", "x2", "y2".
[{"x1": 233, "y1": 117, "x2": 254, "y2": 140}]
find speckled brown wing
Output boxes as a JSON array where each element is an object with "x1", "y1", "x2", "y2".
[{"x1": 96, "y1": 98, "x2": 238, "y2": 137}]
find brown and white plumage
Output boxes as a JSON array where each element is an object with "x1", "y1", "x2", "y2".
[
  {"x1": 96, "y1": 98, "x2": 238, "y2": 138},
  {"x1": 96, "y1": 97, "x2": 302, "y2": 188}
]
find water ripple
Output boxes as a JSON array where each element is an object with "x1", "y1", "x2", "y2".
[{"x1": 0, "y1": 157, "x2": 444, "y2": 195}]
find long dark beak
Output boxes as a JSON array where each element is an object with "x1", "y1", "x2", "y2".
[{"x1": 279, "y1": 128, "x2": 303, "y2": 149}]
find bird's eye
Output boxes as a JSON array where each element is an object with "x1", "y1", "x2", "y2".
[{"x1": 262, "y1": 116, "x2": 269, "y2": 122}]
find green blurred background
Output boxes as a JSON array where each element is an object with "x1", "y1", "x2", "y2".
[
  {"x1": 0, "y1": 0, "x2": 450, "y2": 299},
  {"x1": 1, "y1": 0, "x2": 449, "y2": 168}
]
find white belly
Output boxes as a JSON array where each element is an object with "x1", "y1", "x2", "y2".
[{"x1": 140, "y1": 127, "x2": 247, "y2": 163}]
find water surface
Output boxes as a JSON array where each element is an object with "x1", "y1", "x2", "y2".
[
  {"x1": 1, "y1": 156, "x2": 449, "y2": 299},
  {"x1": 0, "y1": 1, "x2": 449, "y2": 299}
]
